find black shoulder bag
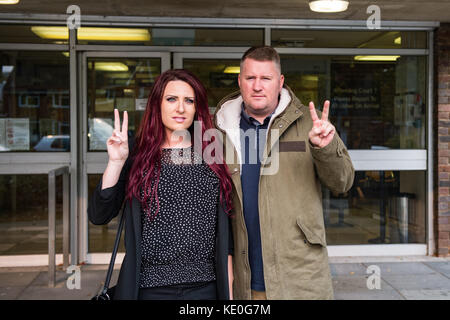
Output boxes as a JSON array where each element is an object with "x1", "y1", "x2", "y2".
[{"x1": 91, "y1": 209, "x2": 125, "y2": 300}]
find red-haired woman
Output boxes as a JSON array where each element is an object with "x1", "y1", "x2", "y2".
[{"x1": 88, "y1": 69, "x2": 234, "y2": 300}]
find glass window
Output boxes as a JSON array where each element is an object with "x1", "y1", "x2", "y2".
[
  {"x1": 280, "y1": 55, "x2": 427, "y2": 149},
  {"x1": 324, "y1": 170, "x2": 426, "y2": 245},
  {"x1": 0, "y1": 174, "x2": 64, "y2": 255},
  {"x1": 0, "y1": 51, "x2": 70, "y2": 152},
  {"x1": 88, "y1": 174, "x2": 125, "y2": 253},
  {"x1": 183, "y1": 59, "x2": 240, "y2": 113},
  {"x1": 77, "y1": 27, "x2": 264, "y2": 47},
  {"x1": 0, "y1": 25, "x2": 69, "y2": 44},
  {"x1": 272, "y1": 30, "x2": 427, "y2": 49},
  {"x1": 87, "y1": 57, "x2": 162, "y2": 151}
]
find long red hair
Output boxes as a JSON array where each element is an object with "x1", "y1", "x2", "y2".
[{"x1": 126, "y1": 69, "x2": 233, "y2": 218}]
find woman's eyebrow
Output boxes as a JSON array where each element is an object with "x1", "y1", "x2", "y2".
[{"x1": 164, "y1": 94, "x2": 194, "y2": 98}]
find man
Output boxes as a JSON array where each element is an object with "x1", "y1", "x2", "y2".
[{"x1": 214, "y1": 46, "x2": 354, "y2": 300}]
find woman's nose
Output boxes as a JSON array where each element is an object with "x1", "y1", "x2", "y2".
[{"x1": 176, "y1": 101, "x2": 185, "y2": 113}]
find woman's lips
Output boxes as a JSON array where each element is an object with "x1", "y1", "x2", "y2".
[{"x1": 172, "y1": 117, "x2": 186, "y2": 123}]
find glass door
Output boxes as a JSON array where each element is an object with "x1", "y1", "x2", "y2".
[
  {"x1": 0, "y1": 50, "x2": 71, "y2": 266},
  {"x1": 278, "y1": 54, "x2": 428, "y2": 249},
  {"x1": 81, "y1": 52, "x2": 169, "y2": 263}
]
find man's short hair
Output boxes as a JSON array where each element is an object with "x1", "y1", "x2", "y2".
[{"x1": 240, "y1": 46, "x2": 281, "y2": 73}]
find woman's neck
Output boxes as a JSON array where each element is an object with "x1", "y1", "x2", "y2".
[{"x1": 161, "y1": 136, "x2": 192, "y2": 149}]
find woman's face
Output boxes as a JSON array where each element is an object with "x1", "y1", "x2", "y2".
[{"x1": 160, "y1": 80, "x2": 196, "y2": 146}]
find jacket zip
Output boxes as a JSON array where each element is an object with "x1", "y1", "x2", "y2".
[{"x1": 258, "y1": 108, "x2": 303, "y2": 298}]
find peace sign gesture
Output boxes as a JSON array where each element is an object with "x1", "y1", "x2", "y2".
[
  {"x1": 106, "y1": 109, "x2": 129, "y2": 164},
  {"x1": 308, "y1": 100, "x2": 336, "y2": 149}
]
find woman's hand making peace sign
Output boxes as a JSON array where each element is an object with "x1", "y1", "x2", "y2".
[
  {"x1": 308, "y1": 100, "x2": 336, "y2": 149},
  {"x1": 106, "y1": 109, "x2": 129, "y2": 164}
]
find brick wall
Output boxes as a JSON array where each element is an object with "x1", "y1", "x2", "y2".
[{"x1": 435, "y1": 23, "x2": 450, "y2": 257}]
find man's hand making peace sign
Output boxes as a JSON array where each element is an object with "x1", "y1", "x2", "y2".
[{"x1": 308, "y1": 100, "x2": 335, "y2": 149}]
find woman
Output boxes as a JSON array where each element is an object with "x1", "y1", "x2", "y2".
[{"x1": 88, "y1": 69, "x2": 234, "y2": 300}]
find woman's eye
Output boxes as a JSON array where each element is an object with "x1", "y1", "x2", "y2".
[
  {"x1": 185, "y1": 98, "x2": 194, "y2": 104},
  {"x1": 167, "y1": 97, "x2": 176, "y2": 102}
]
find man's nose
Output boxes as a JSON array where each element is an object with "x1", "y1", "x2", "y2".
[{"x1": 252, "y1": 78, "x2": 262, "y2": 91}]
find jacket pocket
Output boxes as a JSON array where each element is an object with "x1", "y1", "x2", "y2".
[{"x1": 296, "y1": 216, "x2": 326, "y2": 247}]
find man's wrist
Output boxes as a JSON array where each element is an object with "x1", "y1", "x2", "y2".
[{"x1": 309, "y1": 139, "x2": 321, "y2": 149}]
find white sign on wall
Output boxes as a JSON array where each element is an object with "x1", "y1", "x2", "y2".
[{"x1": 0, "y1": 118, "x2": 30, "y2": 151}]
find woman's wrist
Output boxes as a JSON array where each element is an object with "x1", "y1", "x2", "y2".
[
  {"x1": 102, "y1": 159, "x2": 126, "y2": 190},
  {"x1": 108, "y1": 159, "x2": 126, "y2": 168}
]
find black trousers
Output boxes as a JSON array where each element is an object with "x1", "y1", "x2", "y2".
[{"x1": 138, "y1": 281, "x2": 217, "y2": 300}]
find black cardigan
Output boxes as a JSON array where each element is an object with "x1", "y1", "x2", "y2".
[{"x1": 88, "y1": 143, "x2": 233, "y2": 300}]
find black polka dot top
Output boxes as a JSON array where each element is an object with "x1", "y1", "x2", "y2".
[{"x1": 139, "y1": 147, "x2": 220, "y2": 288}]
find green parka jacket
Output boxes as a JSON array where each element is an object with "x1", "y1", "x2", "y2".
[{"x1": 214, "y1": 85, "x2": 355, "y2": 300}]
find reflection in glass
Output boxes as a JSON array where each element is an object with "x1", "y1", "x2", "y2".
[
  {"x1": 324, "y1": 171, "x2": 426, "y2": 245},
  {"x1": 31, "y1": 26, "x2": 150, "y2": 43},
  {"x1": 280, "y1": 55, "x2": 427, "y2": 149},
  {"x1": 88, "y1": 174, "x2": 125, "y2": 253},
  {"x1": 183, "y1": 59, "x2": 240, "y2": 113},
  {"x1": 87, "y1": 58, "x2": 161, "y2": 151},
  {"x1": 0, "y1": 25, "x2": 69, "y2": 44},
  {"x1": 0, "y1": 175, "x2": 64, "y2": 255},
  {"x1": 272, "y1": 30, "x2": 427, "y2": 49},
  {"x1": 0, "y1": 51, "x2": 70, "y2": 152},
  {"x1": 78, "y1": 27, "x2": 263, "y2": 47},
  {"x1": 0, "y1": 25, "x2": 264, "y2": 47}
]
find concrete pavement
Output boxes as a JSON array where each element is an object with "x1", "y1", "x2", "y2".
[{"x1": 0, "y1": 256, "x2": 449, "y2": 300}]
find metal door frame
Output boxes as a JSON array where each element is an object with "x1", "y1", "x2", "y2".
[{"x1": 80, "y1": 51, "x2": 170, "y2": 263}]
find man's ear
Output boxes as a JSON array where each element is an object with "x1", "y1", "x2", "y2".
[
  {"x1": 238, "y1": 73, "x2": 241, "y2": 88},
  {"x1": 280, "y1": 74, "x2": 285, "y2": 90}
]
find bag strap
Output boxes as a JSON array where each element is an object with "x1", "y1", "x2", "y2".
[{"x1": 101, "y1": 202, "x2": 126, "y2": 295}]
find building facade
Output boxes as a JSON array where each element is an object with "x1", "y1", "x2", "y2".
[
  {"x1": 0, "y1": 4, "x2": 449, "y2": 266},
  {"x1": 435, "y1": 23, "x2": 450, "y2": 256}
]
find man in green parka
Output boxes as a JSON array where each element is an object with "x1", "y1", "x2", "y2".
[{"x1": 214, "y1": 46, "x2": 355, "y2": 300}]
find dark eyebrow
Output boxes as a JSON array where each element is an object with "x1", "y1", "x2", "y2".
[{"x1": 164, "y1": 95, "x2": 195, "y2": 100}]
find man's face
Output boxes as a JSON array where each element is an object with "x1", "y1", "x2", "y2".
[{"x1": 238, "y1": 58, "x2": 284, "y2": 119}]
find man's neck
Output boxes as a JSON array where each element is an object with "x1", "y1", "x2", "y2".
[{"x1": 243, "y1": 105, "x2": 277, "y2": 125}]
